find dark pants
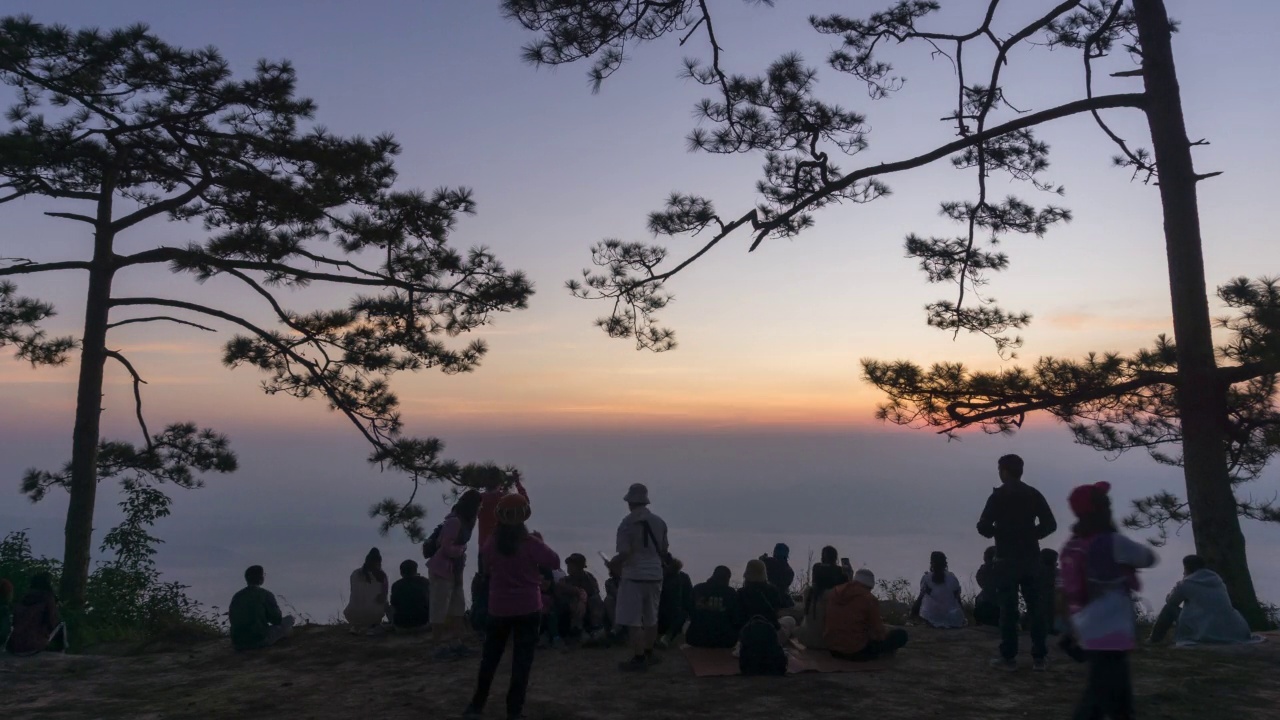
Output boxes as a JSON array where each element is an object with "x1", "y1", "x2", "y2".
[
  {"x1": 997, "y1": 559, "x2": 1047, "y2": 660},
  {"x1": 1073, "y1": 651, "x2": 1133, "y2": 720},
  {"x1": 831, "y1": 627, "x2": 909, "y2": 662},
  {"x1": 470, "y1": 613, "x2": 540, "y2": 717}
]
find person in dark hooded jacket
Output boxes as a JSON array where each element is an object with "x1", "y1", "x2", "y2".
[
  {"x1": 760, "y1": 543, "x2": 795, "y2": 596},
  {"x1": 656, "y1": 557, "x2": 694, "y2": 647},
  {"x1": 686, "y1": 566, "x2": 742, "y2": 648},
  {"x1": 7, "y1": 572, "x2": 66, "y2": 655}
]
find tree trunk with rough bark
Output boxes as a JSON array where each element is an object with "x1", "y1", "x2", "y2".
[
  {"x1": 61, "y1": 202, "x2": 115, "y2": 607},
  {"x1": 1133, "y1": 0, "x2": 1266, "y2": 626}
]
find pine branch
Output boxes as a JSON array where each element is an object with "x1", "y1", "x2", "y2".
[{"x1": 104, "y1": 349, "x2": 152, "y2": 451}]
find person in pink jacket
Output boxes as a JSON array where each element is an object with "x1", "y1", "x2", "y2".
[
  {"x1": 1060, "y1": 481, "x2": 1157, "y2": 720},
  {"x1": 429, "y1": 490, "x2": 483, "y2": 646},
  {"x1": 464, "y1": 494, "x2": 560, "y2": 720}
]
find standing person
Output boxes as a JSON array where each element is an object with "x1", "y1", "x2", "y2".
[
  {"x1": 463, "y1": 494, "x2": 560, "y2": 720},
  {"x1": 912, "y1": 552, "x2": 967, "y2": 629},
  {"x1": 477, "y1": 475, "x2": 529, "y2": 561},
  {"x1": 977, "y1": 454, "x2": 1058, "y2": 671},
  {"x1": 1149, "y1": 554, "x2": 1252, "y2": 646},
  {"x1": 229, "y1": 565, "x2": 294, "y2": 651},
  {"x1": 613, "y1": 482, "x2": 669, "y2": 672},
  {"x1": 1060, "y1": 481, "x2": 1157, "y2": 720},
  {"x1": 428, "y1": 489, "x2": 483, "y2": 648},
  {"x1": 759, "y1": 543, "x2": 795, "y2": 596},
  {"x1": 390, "y1": 559, "x2": 431, "y2": 632},
  {"x1": 344, "y1": 548, "x2": 389, "y2": 635}
]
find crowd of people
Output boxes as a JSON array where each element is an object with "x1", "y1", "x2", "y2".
[{"x1": 1, "y1": 453, "x2": 1265, "y2": 720}]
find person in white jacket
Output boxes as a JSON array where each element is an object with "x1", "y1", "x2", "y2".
[{"x1": 1149, "y1": 554, "x2": 1253, "y2": 645}]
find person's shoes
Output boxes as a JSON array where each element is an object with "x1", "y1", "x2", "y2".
[
  {"x1": 644, "y1": 650, "x2": 662, "y2": 666},
  {"x1": 619, "y1": 656, "x2": 648, "y2": 672},
  {"x1": 1032, "y1": 658, "x2": 1048, "y2": 672},
  {"x1": 461, "y1": 706, "x2": 483, "y2": 719},
  {"x1": 550, "y1": 636, "x2": 565, "y2": 650},
  {"x1": 990, "y1": 657, "x2": 1018, "y2": 672}
]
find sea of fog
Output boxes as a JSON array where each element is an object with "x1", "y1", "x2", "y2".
[{"x1": 4, "y1": 427, "x2": 1279, "y2": 621}]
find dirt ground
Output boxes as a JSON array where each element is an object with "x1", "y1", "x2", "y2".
[{"x1": 3, "y1": 624, "x2": 1277, "y2": 720}]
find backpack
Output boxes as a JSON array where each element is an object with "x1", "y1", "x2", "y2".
[
  {"x1": 738, "y1": 615, "x2": 787, "y2": 676},
  {"x1": 421, "y1": 523, "x2": 445, "y2": 560}
]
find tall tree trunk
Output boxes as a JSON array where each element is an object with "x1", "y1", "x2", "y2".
[
  {"x1": 1133, "y1": 0, "x2": 1265, "y2": 626},
  {"x1": 61, "y1": 209, "x2": 115, "y2": 607}
]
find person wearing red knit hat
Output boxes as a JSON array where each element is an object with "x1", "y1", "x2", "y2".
[
  {"x1": 465, "y1": 492, "x2": 561, "y2": 720},
  {"x1": 1059, "y1": 481, "x2": 1158, "y2": 720}
]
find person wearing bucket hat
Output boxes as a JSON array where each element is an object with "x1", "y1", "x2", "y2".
[
  {"x1": 976, "y1": 454, "x2": 1058, "y2": 671},
  {"x1": 614, "y1": 483, "x2": 670, "y2": 672},
  {"x1": 464, "y1": 492, "x2": 561, "y2": 720},
  {"x1": 824, "y1": 566, "x2": 909, "y2": 661},
  {"x1": 1058, "y1": 481, "x2": 1157, "y2": 720}
]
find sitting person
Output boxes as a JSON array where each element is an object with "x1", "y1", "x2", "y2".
[
  {"x1": 602, "y1": 562, "x2": 625, "y2": 642},
  {"x1": 973, "y1": 546, "x2": 1000, "y2": 627},
  {"x1": 1150, "y1": 554, "x2": 1253, "y2": 645},
  {"x1": 229, "y1": 565, "x2": 294, "y2": 651},
  {"x1": 738, "y1": 559, "x2": 796, "y2": 645},
  {"x1": 657, "y1": 557, "x2": 694, "y2": 647},
  {"x1": 1031, "y1": 548, "x2": 1064, "y2": 635},
  {"x1": 686, "y1": 566, "x2": 742, "y2": 648},
  {"x1": 0, "y1": 578, "x2": 12, "y2": 649},
  {"x1": 390, "y1": 559, "x2": 431, "y2": 631},
  {"x1": 558, "y1": 553, "x2": 607, "y2": 641},
  {"x1": 7, "y1": 572, "x2": 67, "y2": 655},
  {"x1": 825, "y1": 568, "x2": 908, "y2": 661},
  {"x1": 912, "y1": 551, "x2": 966, "y2": 628},
  {"x1": 538, "y1": 568, "x2": 566, "y2": 648},
  {"x1": 760, "y1": 543, "x2": 795, "y2": 596},
  {"x1": 344, "y1": 548, "x2": 390, "y2": 634},
  {"x1": 796, "y1": 546, "x2": 847, "y2": 649}
]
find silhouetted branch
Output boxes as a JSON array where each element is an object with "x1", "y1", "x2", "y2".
[
  {"x1": 104, "y1": 349, "x2": 152, "y2": 451},
  {"x1": 0, "y1": 258, "x2": 93, "y2": 276},
  {"x1": 105, "y1": 315, "x2": 217, "y2": 333},
  {"x1": 747, "y1": 93, "x2": 1144, "y2": 250}
]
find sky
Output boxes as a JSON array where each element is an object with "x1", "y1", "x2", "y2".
[{"x1": 1, "y1": 0, "x2": 1279, "y2": 616}]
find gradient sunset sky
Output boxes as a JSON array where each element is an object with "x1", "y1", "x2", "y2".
[{"x1": 2, "y1": 1, "x2": 1279, "y2": 611}]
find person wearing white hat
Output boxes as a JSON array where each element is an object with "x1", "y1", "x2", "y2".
[
  {"x1": 612, "y1": 482, "x2": 670, "y2": 672},
  {"x1": 824, "y1": 567, "x2": 909, "y2": 662}
]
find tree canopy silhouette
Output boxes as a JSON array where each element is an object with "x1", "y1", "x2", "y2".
[
  {"x1": 0, "y1": 16, "x2": 532, "y2": 605},
  {"x1": 505, "y1": 0, "x2": 1279, "y2": 625}
]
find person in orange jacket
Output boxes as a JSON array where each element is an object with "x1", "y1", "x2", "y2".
[{"x1": 823, "y1": 568, "x2": 908, "y2": 661}]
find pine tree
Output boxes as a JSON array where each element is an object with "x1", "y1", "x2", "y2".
[
  {"x1": 504, "y1": 0, "x2": 1277, "y2": 624},
  {"x1": 0, "y1": 17, "x2": 533, "y2": 605}
]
